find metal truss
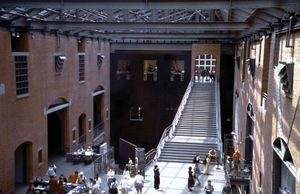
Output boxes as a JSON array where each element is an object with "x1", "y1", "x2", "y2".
[{"x1": 0, "y1": 0, "x2": 299, "y2": 43}]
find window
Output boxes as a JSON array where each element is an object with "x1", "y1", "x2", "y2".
[
  {"x1": 116, "y1": 60, "x2": 131, "y2": 80},
  {"x1": 78, "y1": 54, "x2": 85, "y2": 82},
  {"x1": 88, "y1": 119, "x2": 92, "y2": 132},
  {"x1": 143, "y1": 60, "x2": 157, "y2": 81},
  {"x1": 130, "y1": 106, "x2": 143, "y2": 121},
  {"x1": 170, "y1": 60, "x2": 185, "y2": 82},
  {"x1": 38, "y1": 148, "x2": 43, "y2": 165},
  {"x1": 195, "y1": 54, "x2": 216, "y2": 82},
  {"x1": 14, "y1": 55, "x2": 29, "y2": 96},
  {"x1": 72, "y1": 128, "x2": 76, "y2": 143}
]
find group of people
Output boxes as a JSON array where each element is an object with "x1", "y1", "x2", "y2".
[
  {"x1": 106, "y1": 165, "x2": 146, "y2": 194},
  {"x1": 188, "y1": 150, "x2": 219, "y2": 193},
  {"x1": 195, "y1": 69, "x2": 215, "y2": 83}
]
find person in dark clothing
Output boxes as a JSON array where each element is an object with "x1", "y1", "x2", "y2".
[
  {"x1": 222, "y1": 182, "x2": 231, "y2": 194},
  {"x1": 187, "y1": 166, "x2": 195, "y2": 191},
  {"x1": 153, "y1": 165, "x2": 160, "y2": 190},
  {"x1": 109, "y1": 178, "x2": 118, "y2": 194},
  {"x1": 193, "y1": 153, "x2": 200, "y2": 164}
]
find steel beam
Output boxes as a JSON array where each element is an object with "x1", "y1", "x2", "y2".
[
  {"x1": 1, "y1": 0, "x2": 300, "y2": 10},
  {"x1": 111, "y1": 43, "x2": 192, "y2": 52},
  {"x1": 24, "y1": 21, "x2": 249, "y2": 31}
]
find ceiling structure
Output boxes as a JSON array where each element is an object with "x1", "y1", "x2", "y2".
[{"x1": 0, "y1": 0, "x2": 300, "y2": 44}]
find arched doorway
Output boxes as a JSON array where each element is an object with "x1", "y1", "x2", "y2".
[
  {"x1": 78, "y1": 113, "x2": 86, "y2": 145},
  {"x1": 47, "y1": 98, "x2": 69, "y2": 158},
  {"x1": 15, "y1": 142, "x2": 32, "y2": 185},
  {"x1": 273, "y1": 138, "x2": 296, "y2": 194},
  {"x1": 93, "y1": 86, "x2": 105, "y2": 141}
]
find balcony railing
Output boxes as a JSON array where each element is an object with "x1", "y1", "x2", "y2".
[
  {"x1": 94, "y1": 122, "x2": 104, "y2": 139},
  {"x1": 224, "y1": 157, "x2": 252, "y2": 185}
]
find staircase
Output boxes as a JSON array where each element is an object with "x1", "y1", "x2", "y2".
[{"x1": 159, "y1": 82, "x2": 219, "y2": 163}]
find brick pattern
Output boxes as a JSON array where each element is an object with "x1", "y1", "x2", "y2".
[
  {"x1": 0, "y1": 29, "x2": 110, "y2": 193},
  {"x1": 234, "y1": 30, "x2": 300, "y2": 194}
]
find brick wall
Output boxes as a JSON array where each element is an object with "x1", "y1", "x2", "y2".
[
  {"x1": 0, "y1": 29, "x2": 110, "y2": 193},
  {"x1": 233, "y1": 29, "x2": 300, "y2": 194}
]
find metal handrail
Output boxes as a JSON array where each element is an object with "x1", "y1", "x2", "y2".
[
  {"x1": 94, "y1": 147, "x2": 115, "y2": 175},
  {"x1": 169, "y1": 79, "x2": 194, "y2": 138},
  {"x1": 215, "y1": 82, "x2": 224, "y2": 164},
  {"x1": 93, "y1": 122, "x2": 104, "y2": 139},
  {"x1": 154, "y1": 79, "x2": 194, "y2": 161},
  {"x1": 153, "y1": 124, "x2": 172, "y2": 161},
  {"x1": 145, "y1": 148, "x2": 157, "y2": 166}
]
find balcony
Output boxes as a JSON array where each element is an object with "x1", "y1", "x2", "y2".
[{"x1": 225, "y1": 157, "x2": 252, "y2": 185}]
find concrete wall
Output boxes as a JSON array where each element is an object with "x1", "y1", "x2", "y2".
[
  {"x1": 0, "y1": 29, "x2": 110, "y2": 193},
  {"x1": 233, "y1": 29, "x2": 300, "y2": 194}
]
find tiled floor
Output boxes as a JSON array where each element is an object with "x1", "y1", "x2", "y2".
[{"x1": 15, "y1": 156, "x2": 226, "y2": 194}]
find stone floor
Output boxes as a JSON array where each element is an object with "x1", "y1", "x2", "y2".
[{"x1": 15, "y1": 155, "x2": 226, "y2": 194}]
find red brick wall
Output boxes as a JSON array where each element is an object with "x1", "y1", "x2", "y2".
[
  {"x1": 233, "y1": 29, "x2": 300, "y2": 194},
  {"x1": 0, "y1": 29, "x2": 110, "y2": 193}
]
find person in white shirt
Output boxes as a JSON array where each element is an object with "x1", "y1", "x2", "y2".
[
  {"x1": 78, "y1": 171, "x2": 87, "y2": 184},
  {"x1": 107, "y1": 167, "x2": 115, "y2": 188},
  {"x1": 94, "y1": 174, "x2": 102, "y2": 190},
  {"x1": 91, "y1": 179, "x2": 101, "y2": 194},
  {"x1": 134, "y1": 171, "x2": 144, "y2": 194},
  {"x1": 47, "y1": 164, "x2": 56, "y2": 178},
  {"x1": 119, "y1": 175, "x2": 131, "y2": 194}
]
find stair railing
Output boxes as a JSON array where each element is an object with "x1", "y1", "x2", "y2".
[
  {"x1": 215, "y1": 82, "x2": 224, "y2": 164},
  {"x1": 153, "y1": 124, "x2": 172, "y2": 161},
  {"x1": 169, "y1": 79, "x2": 194, "y2": 138},
  {"x1": 153, "y1": 79, "x2": 194, "y2": 161}
]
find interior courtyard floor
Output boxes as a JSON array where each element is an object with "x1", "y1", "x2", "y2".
[{"x1": 15, "y1": 154, "x2": 226, "y2": 194}]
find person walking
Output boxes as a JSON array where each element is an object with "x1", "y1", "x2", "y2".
[
  {"x1": 108, "y1": 178, "x2": 118, "y2": 194},
  {"x1": 194, "y1": 163, "x2": 201, "y2": 186},
  {"x1": 134, "y1": 170, "x2": 144, "y2": 194},
  {"x1": 187, "y1": 166, "x2": 195, "y2": 191},
  {"x1": 119, "y1": 175, "x2": 131, "y2": 194},
  {"x1": 153, "y1": 165, "x2": 160, "y2": 190},
  {"x1": 204, "y1": 180, "x2": 214, "y2": 194},
  {"x1": 107, "y1": 167, "x2": 115, "y2": 188}
]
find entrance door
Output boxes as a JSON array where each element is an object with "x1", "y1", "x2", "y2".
[
  {"x1": 48, "y1": 109, "x2": 66, "y2": 157},
  {"x1": 15, "y1": 142, "x2": 32, "y2": 184}
]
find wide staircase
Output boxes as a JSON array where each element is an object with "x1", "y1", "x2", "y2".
[{"x1": 158, "y1": 82, "x2": 220, "y2": 163}]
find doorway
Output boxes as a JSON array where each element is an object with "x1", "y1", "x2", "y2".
[
  {"x1": 47, "y1": 108, "x2": 67, "y2": 158},
  {"x1": 15, "y1": 142, "x2": 32, "y2": 185}
]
